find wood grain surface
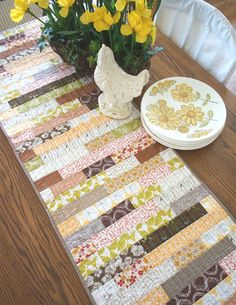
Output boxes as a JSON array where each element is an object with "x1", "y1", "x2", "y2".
[
  {"x1": 0, "y1": 19, "x2": 236, "y2": 305},
  {"x1": 207, "y1": 0, "x2": 236, "y2": 31},
  {"x1": 0, "y1": 131, "x2": 94, "y2": 305}
]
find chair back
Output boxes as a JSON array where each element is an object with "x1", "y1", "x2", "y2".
[{"x1": 155, "y1": 0, "x2": 236, "y2": 83}]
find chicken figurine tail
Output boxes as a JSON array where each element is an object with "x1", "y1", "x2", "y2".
[{"x1": 94, "y1": 44, "x2": 150, "y2": 119}]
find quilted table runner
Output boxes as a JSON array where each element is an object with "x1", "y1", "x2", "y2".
[{"x1": 1, "y1": 20, "x2": 236, "y2": 305}]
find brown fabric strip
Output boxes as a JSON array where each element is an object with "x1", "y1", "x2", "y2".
[
  {"x1": 162, "y1": 237, "x2": 236, "y2": 299},
  {"x1": 78, "y1": 85, "x2": 101, "y2": 110},
  {"x1": 52, "y1": 187, "x2": 108, "y2": 224},
  {"x1": 35, "y1": 171, "x2": 62, "y2": 192},
  {"x1": 166, "y1": 263, "x2": 227, "y2": 305},
  {"x1": 82, "y1": 156, "x2": 115, "y2": 179},
  {"x1": 0, "y1": 40, "x2": 37, "y2": 59},
  {"x1": 56, "y1": 81, "x2": 97, "y2": 105},
  {"x1": 50, "y1": 171, "x2": 86, "y2": 197},
  {"x1": 8, "y1": 73, "x2": 79, "y2": 107},
  {"x1": 140, "y1": 202, "x2": 207, "y2": 253},
  {"x1": 135, "y1": 142, "x2": 164, "y2": 163},
  {"x1": 19, "y1": 149, "x2": 36, "y2": 162},
  {"x1": 101, "y1": 199, "x2": 135, "y2": 228},
  {"x1": 2, "y1": 46, "x2": 38, "y2": 65}
]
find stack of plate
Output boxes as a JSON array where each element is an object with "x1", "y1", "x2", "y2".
[{"x1": 141, "y1": 77, "x2": 226, "y2": 150}]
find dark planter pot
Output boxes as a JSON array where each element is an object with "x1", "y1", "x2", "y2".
[
  {"x1": 50, "y1": 41, "x2": 95, "y2": 75},
  {"x1": 50, "y1": 40, "x2": 150, "y2": 76}
]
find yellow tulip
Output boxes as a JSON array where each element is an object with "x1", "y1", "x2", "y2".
[
  {"x1": 58, "y1": 0, "x2": 75, "y2": 17},
  {"x1": 90, "y1": 6, "x2": 106, "y2": 22},
  {"x1": 80, "y1": 6, "x2": 120, "y2": 32},
  {"x1": 115, "y1": 0, "x2": 127, "y2": 11},
  {"x1": 135, "y1": 20, "x2": 155, "y2": 43},
  {"x1": 139, "y1": 21, "x2": 153, "y2": 36},
  {"x1": 136, "y1": 34, "x2": 147, "y2": 43},
  {"x1": 136, "y1": 0, "x2": 152, "y2": 19},
  {"x1": 120, "y1": 0, "x2": 156, "y2": 44},
  {"x1": 103, "y1": 12, "x2": 113, "y2": 26},
  {"x1": 10, "y1": 0, "x2": 30, "y2": 22},
  {"x1": 94, "y1": 20, "x2": 110, "y2": 32},
  {"x1": 120, "y1": 24, "x2": 133, "y2": 36},
  {"x1": 151, "y1": 25, "x2": 156, "y2": 44},
  {"x1": 93, "y1": 8, "x2": 114, "y2": 31},
  {"x1": 134, "y1": 23, "x2": 142, "y2": 32},
  {"x1": 80, "y1": 11, "x2": 93, "y2": 24},
  {"x1": 128, "y1": 11, "x2": 141, "y2": 29},
  {"x1": 32, "y1": 0, "x2": 49, "y2": 9},
  {"x1": 113, "y1": 12, "x2": 121, "y2": 24}
]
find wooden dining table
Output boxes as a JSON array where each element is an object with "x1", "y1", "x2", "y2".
[{"x1": 0, "y1": 30, "x2": 235, "y2": 305}]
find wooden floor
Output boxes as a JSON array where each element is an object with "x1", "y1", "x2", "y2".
[{"x1": 207, "y1": 0, "x2": 236, "y2": 94}]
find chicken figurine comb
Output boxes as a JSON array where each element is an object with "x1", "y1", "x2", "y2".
[{"x1": 94, "y1": 44, "x2": 150, "y2": 119}]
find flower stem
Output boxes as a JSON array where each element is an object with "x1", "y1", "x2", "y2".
[
  {"x1": 28, "y1": 10, "x2": 46, "y2": 25},
  {"x1": 47, "y1": 6, "x2": 57, "y2": 19},
  {"x1": 199, "y1": 98, "x2": 218, "y2": 104},
  {"x1": 109, "y1": 30, "x2": 113, "y2": 49},
  {"x1": 131, "y1": 34, "x2": 134, "y2": 54},
  {"x1": 152, "y1": 0, "x2": 162, "y2": 20},
  {"x1": 91, "y1": 29, "x2": 102, "y2": 39},
  {"x1": 204, "y1": 117, "x2": 218, "y2": 121}
]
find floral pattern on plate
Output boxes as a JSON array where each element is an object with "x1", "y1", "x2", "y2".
[
  {"x1": 145, "y1": 99, "x2": 208, "y2": 134},
  {"x1": 142, "y1": 77, "x2": 226, "y2": 141}
]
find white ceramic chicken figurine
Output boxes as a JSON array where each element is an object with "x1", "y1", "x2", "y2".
[{"x1": 94, "y1": 44, "x2": 150, "y2": 119}]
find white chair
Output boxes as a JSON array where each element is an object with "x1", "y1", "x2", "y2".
[{"x1": 155, "y1": 0, "x2": 236, "y2": 83}]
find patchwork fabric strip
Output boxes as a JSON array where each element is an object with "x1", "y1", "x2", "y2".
[{"x1": 1, "y1": 20, "x2": 236, "y2": 305}]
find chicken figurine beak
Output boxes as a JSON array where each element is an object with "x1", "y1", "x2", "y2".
[{"x1": 94, "y1": 44, "x2": 150, "y2": 120}]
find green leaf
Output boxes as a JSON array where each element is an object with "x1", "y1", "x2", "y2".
[
  {"x1": 117, "y1": 238, "x2": 127, "y2": 250},
  {"x1": 146, "y1": 216, "x2": 155, "y2": 226},
  {"x1": 87, "y1": 56, "x2": 96, "y2": 67},
  {"x1": 155, "y1": 214, "x2": 162, "y2": 225},
  {"x1": 139, "y1": 230, "x2": 148, "y2": 238},
  {"x1": 146, "y1": 46, "x2": 164, "y2": 58},
  {"x1": 203, "y1": 101, "x2": 208, "y2": 106},
  {"x1": 158, "y1": 210, "x2": 168, "y2": 217},
  {"x1": 199, "y1": 120, "x2": 209, "y2": 127},
  {"x1": 167, "y1": 209, "x2": 172, "y2": 217},
  {"x1": 206, "y1": 93, "x2": 211, "y2": 100},
  {"x1": 56, "y1": 31, "x2": 80, "y2": 35},
  {"x1": 129, "y1": 231, "x2": 136, "y2": 241},
  {"x1": 136, "y1": 223, "x2": 143, "y2": 231},
  {"x1": 207, "y1": 110, "x2": 213, "y2": 119}
]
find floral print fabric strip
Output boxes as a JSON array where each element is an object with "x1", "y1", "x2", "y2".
[{"x1": 1, "y1": 20, "x2": 236, "y2": 305}]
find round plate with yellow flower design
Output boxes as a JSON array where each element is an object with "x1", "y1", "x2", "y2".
[{"x1": 141, "y1": 77, "x2": 226, "y2": 145}]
